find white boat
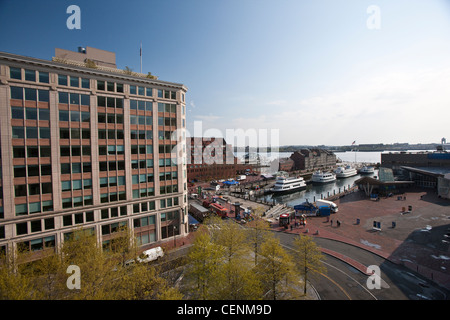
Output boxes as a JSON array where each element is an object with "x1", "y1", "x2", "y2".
[
  {"x1": 311, "y1": 171, "x2": 336, "y2": 183},
  {"x1": 271, "y1": 176, "x2": 307, "y2": 194},
  {"x1": 334, "y1": 165, "x2": 358, "y2": 178},
  {"x1": 358, "y1": 166, "x2": 375, "y2": 174}
]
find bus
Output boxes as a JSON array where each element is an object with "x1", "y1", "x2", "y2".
[{"x1": 209, "y1": 203, "x2": 228, "y2": 218}]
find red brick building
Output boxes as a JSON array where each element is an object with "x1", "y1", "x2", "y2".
[{"x1": 186, "y1": 137, "x2": 246, "y2": 182}]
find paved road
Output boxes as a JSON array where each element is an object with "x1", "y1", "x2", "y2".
[{"x1": 275, "y1": 232, "x2": 450, "y2": 300}]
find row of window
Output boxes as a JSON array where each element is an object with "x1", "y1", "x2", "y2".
[
  {"x1": 100, "y1": 191, "x2": 127, "y2": 204},
  {"x1": 12, "y1": 126, "x2": 50, "y2": 139},
  {"x1": 60, "y1": 127, "x2": 92, "y2": 140},
  {"x1": 61, "y1": 179, "x2": 92, "y2": 192},
  {"x1": 62, "y1": 195, "x2": 93, "y2": 209},
  {"x1": 100, "y1": 205, "x2": 128, "y2": 220},
  {"x1": 132, "y1": 200, "x2": 156, "y2": 214},
  {"x1": 12, "y1": 106, "x2": 50, "y2": 121},
  {"x1": 58, "y1": 74, "x2": 90, "y2": 88},
  {"x1": 10, "y1": 68, "x2": 182, "y2": 103},
  {"x1": 58, "y1": 92, "x2": 90, "y2": 106},
  {"x1": 59, "y1": 110, "x2": 91, "y2": 122},
  {"x1": 99, "y1": 145, "x2": 125, "y2": 156},
  {"x1": 11, "y1": 87, "x2": 49, "y2": 102},
  {"x1": 98, "y1": 112, "x2": 123, "y2": 124},
  {"x1": 100, "y1": 176, "x2": 125, "y2": 188},
  {"x1": 13, "y1": 146, "x2": 52, "y2": 158},
  {"x1": 11, "y1": 88, "x2": 183, "y2": 112},
  {"x1": 14, "y1": 164, "x2": 52, "y2": 178},
  {"x1": 15, "y1": 182, "x2": 52, "y2": 197},
  {"x1": 16, "y1": 217, "x2": 56, "y2": 235},
  {"x1": 130, "y1": 114, "x2": 153, "y2": 125},
  {"x1": 10, "y1": 67, "x2": 51, "y2": 84},
  {"x1": 15, "y1": 200, "x2": 53, "y2": 216}
]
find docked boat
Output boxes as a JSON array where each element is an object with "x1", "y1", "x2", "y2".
[
  {"x1": 271, "y1": 176, "x2": 307, "y2": 194},
  {"x1": 311, "y1": 170, "x2": 336, "y2": 183},
  {"x1": 334, "y1": 165, "x2": 358, "y2": 178},
  {"x1": 358, "y1": 166, "x2": 375, "y2": 174}
]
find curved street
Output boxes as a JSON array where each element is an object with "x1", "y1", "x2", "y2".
[{"x1": 275, "y1": 232, "x2": 449, "y2": 300}]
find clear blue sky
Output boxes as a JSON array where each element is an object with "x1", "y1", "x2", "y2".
[{"x1": 1, "y1": 0, "x2": 450, "y2": 146}]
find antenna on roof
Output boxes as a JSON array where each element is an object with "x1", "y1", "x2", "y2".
[{"x1": 140, "y1": 42, "x2": 142, "y2": 73}]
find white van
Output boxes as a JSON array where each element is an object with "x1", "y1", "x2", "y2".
[
  {"x1": 315, "y1": 199, "x2": 338, "y2": 213},
  {"x1": 137, "y1": 246, "x2": 164, "y2": 263}
]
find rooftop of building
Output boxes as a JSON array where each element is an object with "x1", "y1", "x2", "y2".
[{"x1": 0, "y1": 48, "x2": 187, "y2": 91}]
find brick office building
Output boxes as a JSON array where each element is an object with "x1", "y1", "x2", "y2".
[
  {"x1": 279, "y1": 149, "x2": 337, "y2": 172},
  {"x1": 0, "y1": 47, "x2": 188, "y2": 257},
  {"x1": 186, "y1": 137, "x2": 246, "y2": 182}
]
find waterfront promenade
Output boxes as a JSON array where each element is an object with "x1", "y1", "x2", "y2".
[{"x1": 273, "y1": 188, "x2": 450, "y2": 290}]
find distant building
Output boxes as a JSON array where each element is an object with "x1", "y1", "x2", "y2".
[
  {"x1": 279, "y1": 149, "x2": 337, "y2": 172},
  {"x1": 381, "y1": 150, "x2": 450, "y2": 170},
  {"x1": 381, "y1": 148, "x2": 450, "y2": 198},
  {"x1": 186, "y1": 137, "x2": 247, "y2": 182}
]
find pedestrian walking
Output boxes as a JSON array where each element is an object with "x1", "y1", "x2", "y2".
[
  {"x1": 337, "y1": 220, "x2": 341, "y2": 227},
  {"x1": 330, "y1": 219, "x2": 333, "y2": 226}
]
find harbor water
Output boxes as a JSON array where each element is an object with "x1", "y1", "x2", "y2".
[
  {"x1": 256, "y1": 169, "x2": 378, "y2": 207},
  {"x1": 243, "y1": 150, "x2": 382, "y2": 207}
]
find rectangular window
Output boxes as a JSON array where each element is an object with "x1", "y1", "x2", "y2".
[
  {"x1": 26, "y1": 108, "x2": 37, "y2": 120},
  {"x1": 130, "y1": 85, "x2": 136, "y2": 95},
  {"x1": 12, "y1": 127, "x2": 24, "y2": 139},
  {"x1": 25, "y1": 69, "x2": 36, "y2": 82},
  {"x1": 69, "y1": 93, "x2": 80, "y2": 105},
  {"x1": 10, "y1": 67, "x2": 21, "y2": 80},
  {"x1": 107, "y1": 81, "x2": 114, "y2": 92},
  {"x1": 11, "y1": 107, "x2": 24, "y2": 119},
  {"x1": 29, "y1": 202, "x2": 41, "y2": 214},
  {"x1": 81, "y1": 111, "x2": 90, "y2": 123},
  {"x1": 13, "y1": 146, "x2": 26, "y2": 158},
  {"x1": 80, "y1": 94, "x2": 90, "y2": 106},
  {"x1": 25, "y1": 88, "x2": 37, "y2": 101},
  {"x1": 97, "y1": 80, "x2": 105, "y2": 91},
  {"x1": 58, "y1": 92, "x2": 68, "y2": 104},
  {"x1": 11, "y1": 86, "x2": 23, "y2": 100},
  {"x1": 38, "y1": 90, "x2": 49, "y2": 102},
  {"x1": 81, "y1": 78, "x2": 90, "y2": 89},
  {"x1": 70, "y1": 76, "x2": 79, "y2": 87},
  {"x1": 40, "y1": 127, "x2": 50, "y2": 139},
  {"x1": 58, "y1": 74, "x2": 68, "y2": 86},
  {"x1": 39, "y1": 71, "x2": 49, "y2": 83}
]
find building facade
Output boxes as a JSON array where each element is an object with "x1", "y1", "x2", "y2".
[
  {"x1": 0, "y1": 48, "x2": 188, "y2": 257},
  {"x1": 186, "y1": 137, "x2": 246, "y2": 182},
  {"x1": 278, "y1": 149, "x2": 337, "y2": 172}
]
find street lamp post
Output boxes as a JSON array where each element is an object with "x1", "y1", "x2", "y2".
[{"x1": 173, "y1": 225, "x2": 177, "y2": 248}]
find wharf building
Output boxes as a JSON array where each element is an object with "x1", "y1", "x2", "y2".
[
  {"x1": 278, "y1": 149, "x2": 337, "y2": 172},
  {"x1": 0, "y1": 47, "x2": 188, "y2": 257},
  {"x1": 186, "y1": 137, "x2": 247, "y2": 182},
  {"x1": 381, "y1": 147, "x2": 450, "y2": 199}
]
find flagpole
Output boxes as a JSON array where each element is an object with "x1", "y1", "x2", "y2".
[{"x1": 140, "y1": 42, "x2": 142, "y2": 74}]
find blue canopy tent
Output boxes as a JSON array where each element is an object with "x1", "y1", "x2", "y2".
[{"x1": 222, "y1": 180, "x2": 239, "y2": 186}]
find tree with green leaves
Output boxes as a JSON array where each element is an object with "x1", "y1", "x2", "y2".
[
  {"x1": 256, "y1": 236, "x2": 299, "y2": 300},
  {"x1": 246, "y1": 215, "x2": 271, "y2": 266},
  {"x1": 184, "y1": 226, "x2": 224, "y2": 299},
  {"x1": 292, "y1": 234, "x2": 326, "y2": 295}
]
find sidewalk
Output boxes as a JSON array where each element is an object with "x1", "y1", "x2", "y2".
[{"x1": 271, "y1": 189, "x2": 450, "y2": 290}]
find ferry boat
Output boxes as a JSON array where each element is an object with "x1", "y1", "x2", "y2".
[
  {"x1": 358, "y1": 166, "x2": 375, "y2": 174},
  {"x1": 311, "y1": 170, "x2": 336, "y2": 183},
  {"x1": 271, "y1": 176, "x2": 307, "y2": 194},
  {"x1": 334, "y1": 165, "x2": 358, "y2": 178}
]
